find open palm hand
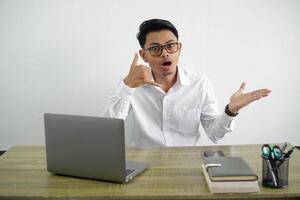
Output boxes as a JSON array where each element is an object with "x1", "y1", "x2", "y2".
[{"x1": 228, "y1": 82, "x2": 271, "y2": 113}]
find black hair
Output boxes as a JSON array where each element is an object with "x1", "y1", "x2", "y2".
[{"x1": 137, "y1": 19, "x2": 179, "y2": 48}]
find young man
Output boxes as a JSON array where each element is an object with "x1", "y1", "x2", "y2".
[{"x1": 102, "y1": 19, "x2": 271, "y2": 148}]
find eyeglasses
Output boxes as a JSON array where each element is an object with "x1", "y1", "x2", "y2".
[{"x1": 145, "y1": 42, "x2": 180, "y2": 57}]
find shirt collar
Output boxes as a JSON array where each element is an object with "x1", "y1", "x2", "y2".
[
  {"x1": 177, "y1": 66, "x2": 190, "y2": 86},
  {"x1": 151, "y1": 66, "x2": 189, "y2": 94}
]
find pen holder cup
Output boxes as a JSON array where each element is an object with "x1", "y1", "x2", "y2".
[{"x1": 262, "y1": 156, "x2": 289, "y2": 188}]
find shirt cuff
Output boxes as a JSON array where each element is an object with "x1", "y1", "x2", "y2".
[
  {"x1": 115, "y1": 80, "x2": 136, "y2": 101},
  {"x1": 220, "y1": 112, "x2": 236, "y2": 129}
]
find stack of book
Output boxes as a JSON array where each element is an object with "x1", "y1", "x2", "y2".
[{"x1": 202, "y1": 156, "x2": 259, "y2": 193}]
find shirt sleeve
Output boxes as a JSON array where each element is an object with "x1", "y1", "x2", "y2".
[
  {"x1": 101, "y1": 80, "x2": 135, "y2": 120},
  {"x1": 200, "y1": 77, "x2": 236, "y2": 143}
]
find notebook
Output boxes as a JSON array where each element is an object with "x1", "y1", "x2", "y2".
[
  {"x1": 44, "y1": 113, "x2": 148, "y2": 183},
  {"x1": 202, "y1": 157, "x2": 258, "y2": 181},
  {"x1": 201, "y1": 164, "x2": 259, "y2": 193}
]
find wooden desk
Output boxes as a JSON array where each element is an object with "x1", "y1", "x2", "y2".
[{"x1": 0, "y1": 144, "x2": 299, "y2": 199}]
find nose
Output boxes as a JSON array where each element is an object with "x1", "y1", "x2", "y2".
[{"x1": 161, "y1": 47, "x2": 169, "y2": 57}]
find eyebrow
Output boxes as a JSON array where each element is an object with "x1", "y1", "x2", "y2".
[{"x1": 149, "y1": 40, "x2": 176, "y2": 47}]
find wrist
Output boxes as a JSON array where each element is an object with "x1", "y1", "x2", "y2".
[
  {"x1": 225, "y1": 104, "x2": 239, "y2": 117},
  {"x1": 123, "y1": 77, "x2": 135, "y2": 88},
  {"x1": 228, "y1": 103, "x2": 239, "y2": 113}
]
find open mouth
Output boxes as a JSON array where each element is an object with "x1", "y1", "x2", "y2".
[{"x1": 162, "y1": 61, "x2": 172, "y2": 67}]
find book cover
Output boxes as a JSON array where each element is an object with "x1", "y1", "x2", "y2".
[
  {"x1": 201, "y1": 164, "x2": 259, "y2": 193},
  {"x1": 203, "y1": 157, "x2": 258, "y2": 181}
]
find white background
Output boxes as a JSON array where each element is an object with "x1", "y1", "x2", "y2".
[{"x1": 1, "y1": 0, "x2": 299, "y2": 150}]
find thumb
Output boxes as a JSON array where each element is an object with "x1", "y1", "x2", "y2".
[
  {"x1": 238, "y1": 82, "x2": 246, "y2": 92},
  {"x1": 131, "y1": 53, "x2": 138, "y2": 67}
]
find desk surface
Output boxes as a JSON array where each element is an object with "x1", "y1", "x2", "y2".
[{"x1": 0, "y1": 144, "x2": 299, "y2": 199}]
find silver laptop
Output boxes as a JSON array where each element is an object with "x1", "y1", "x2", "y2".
[{"x1": 44, "y1": 113, "x2": 148, "y2": 183}]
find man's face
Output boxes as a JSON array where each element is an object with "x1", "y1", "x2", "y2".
[{"x1": 139, "y1": 30, "x2": 181, "y2": 79}]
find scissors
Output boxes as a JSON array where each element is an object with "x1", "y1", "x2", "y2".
[
  {"x1": 261, "y1": 144, "x2": 282, "y2": 187},
  {"x1": 261, "y1": 144, "x2": 283, "y2": 160}
]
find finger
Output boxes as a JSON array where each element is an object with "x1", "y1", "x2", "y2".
[
  {"x1": 251, "y1": 91, "x2": 271, "y2": 99},
  {"x1": 258, "y1": 91, "x2": 271, "y2": 98},
  {"x1": 253, "y1": 96, "x2": 263, "y2": 101},
  {"x1": 261, "y1": 90, "x2": 271, "y2": 95},
  {"x1": 250, "y1": 91, "x2": 270, "y2": 101},
  {"x1": 131, "y1": 53, "x2": 138, "y2": 67},
  {"x1": 250, "y1": 89, "x2": 271, "y2": 96},
  {"x1": 137, "y1": 65, "x2": 150, "y2": 70},
  {"x1": 144, "y1": 80, "x2": 162, "y2": 87},
  {"x1": 261, "y1": 93, "x2": 270, "y2": 97},
  {"x1": 238, "y1": 82, "x2": 246, "y2": 92}
]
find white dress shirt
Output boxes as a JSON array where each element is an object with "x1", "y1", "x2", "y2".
[{"x1": 102, "y1": 66, "x2": 235, "y2": 148}]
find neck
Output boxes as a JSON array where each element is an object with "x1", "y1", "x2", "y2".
[{"x1": 153, "y1": 67, "x2": 178, "y2": 93}]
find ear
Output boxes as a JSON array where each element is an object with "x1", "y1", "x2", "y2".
[
  {"x1": 139, "y1": 49, "x2": 148, "y2": 63},
  {"x1": 176, "y1": 42, "x2": 182, "y2": 56},
  {"x1": 178, "y1": 42, "x2": 182, "y2": 51}
]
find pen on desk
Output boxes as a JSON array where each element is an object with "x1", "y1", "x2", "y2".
[
  {"x1": 283, "y1": 146, "x2": 295, "y2": 159},
  {"x1": 277, "y1": 146, "x2": 296, "y2": 169},
  {"x1": 280, "y1": 142, "x2": 288, "y2": 153}
]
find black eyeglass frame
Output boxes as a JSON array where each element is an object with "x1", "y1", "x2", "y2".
[{"x1": 144, "y1": 42, "x2": 180, "y2": 57}]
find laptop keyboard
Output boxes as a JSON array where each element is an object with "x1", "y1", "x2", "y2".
[{"x1": 126, "y1": 168, "x2": 137, "y2": 176}]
